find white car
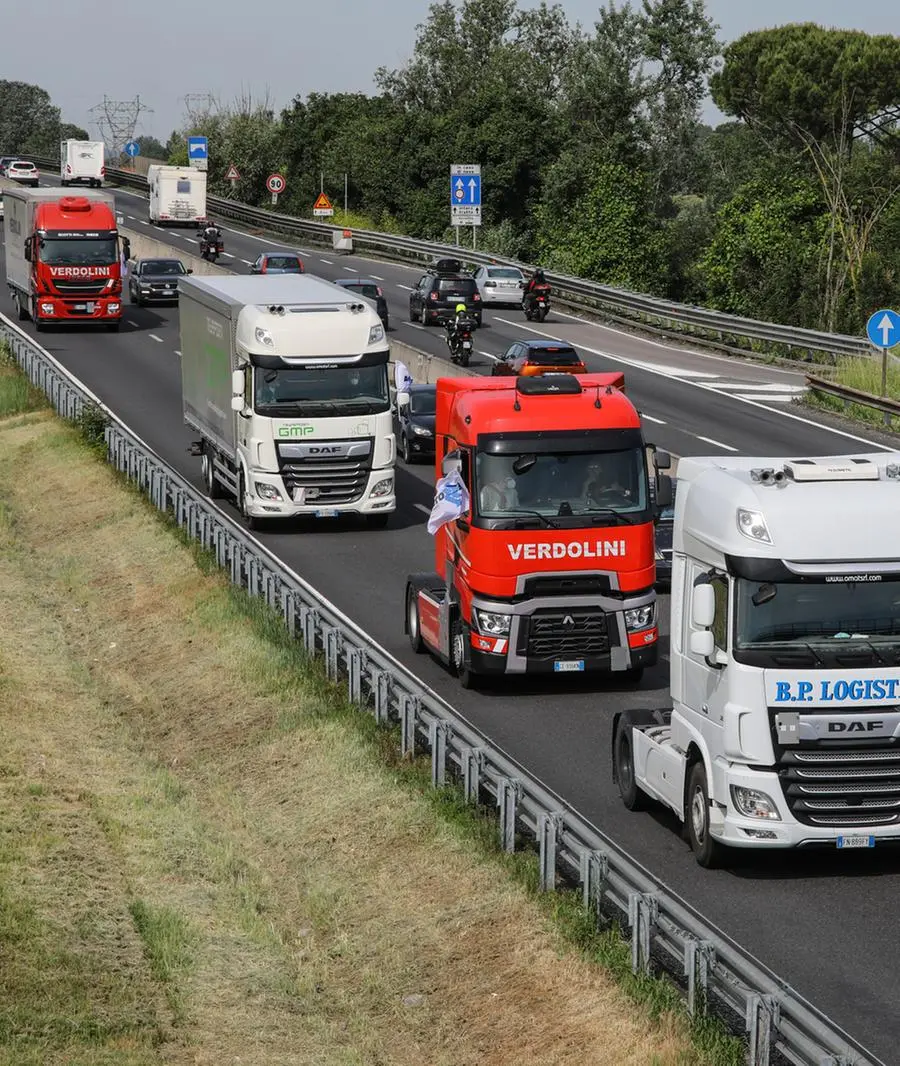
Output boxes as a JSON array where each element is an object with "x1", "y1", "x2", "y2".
[
  {"x1": 7, "y1": 160, "x2": 39, "y2": 187},
  {"x1": 0, "y1": 194, "x2": 4, "y2": 220},
  {"x1": 473, "y1": 264, "x2": 526, "y2": 307}
]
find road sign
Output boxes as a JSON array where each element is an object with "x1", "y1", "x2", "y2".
[
  {"x1": 224, "y1": 163, "x2": 241, "y2": 182},
  {"x1": 313, "y1": 192, "x2": 334, "y2": 218},
  {"x1": 866, "y1": 308, "x2": 900, "y2": 350},
  {"x1": 187, "y1": 136, "x2": 208, "y2": 169},
  {"x1": 450, "y1": 163, "x2": 482, "y2": 226},
  {"x1": 266, "y1": 173, "x2": 286, "y2": 194},
  {"x1": 124, "y1": 140, "x2": 140, "y2": 158}
]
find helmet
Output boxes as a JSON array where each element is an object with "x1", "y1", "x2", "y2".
[
  {"x1": 533, "y1": 268, "x2": 546, "y2": 282},
  {"x1": 455, "y1": 303, "x2": 466, "y2": 314}
]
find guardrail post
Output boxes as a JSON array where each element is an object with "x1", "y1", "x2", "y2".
[
  {"x1": 628, "y1": 891, "x2": 658, "y2": 975},
  {"x1": 299, "y1": 606, "x2": 318, "y2": 654},
  {"x1": 746, "y1": 993, "x2": 779, "y2": 1066},
  {"x1": 230, "y1": 542, "x2": 243, "y2": 584},
  {"x1": 323, "y1": 625, "x2": 342, "y2": 680},
  {"x1": 462, "y1": 747, "x2": 484, "y2": 803},
  {"x1": 214, "y1": 526, "x2": 227, "y2": 567},
  {"x1": 372, "y1": 669, "x2": 392, "y2": 723},
  {"x1": 538, "y1": 812, "x2": 563, "y2": 891},
  {"x1": 346, "y1": 647, "x2": 363, "y2": 703},
  {"x1": 263, "y1": 570, "x2": 277, "y2": 608},
  {"x1": 580, "y1": 849, "x2": 609, "y2": 916},
  {"x1": 282, "y1": 588, "x2": 297, "y2": 635},
  {"x1": 684, "y1": 938, "x2": 715, "y2": 1016},
  {"x1": 429, "y1": 719, "x2": 450, "y2": 787},
  {"x1": 400, "y1": 695, "x2": 419, "y2": 757},
  {"x1": 497, "y1": 777, "x2": 520, "y2": 852}
]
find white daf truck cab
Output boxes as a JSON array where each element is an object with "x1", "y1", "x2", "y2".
[
  {"x1": 613, "y1": 452, "x2": 900, "y2": 866},
  {"x1": 179, "y1": 273, "x2": 396, "y2": 529}
]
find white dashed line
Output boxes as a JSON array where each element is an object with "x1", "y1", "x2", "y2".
[
  {"x1": 344, "y1": 267, "x2": 357, "y2": 272},
  {"x1": 126, "y1": 319, "x2": 139, "y2": 327},
  {"x1": 396, "y1": 284, "x2": 413, "y2": 290},
  {"x1": 174, "y1": 349, "x2": 181, "y2": 357},
  {"x1": 641, "y1": 414, "x2": 667, "y2": 425},
  {"x1": 241, "y1": 259, "x2": 252, "y2": 265},
  {"x1": 148, "y1": 334, "x2": 164, "y2": 344},
  {"x1": 320, "y1": 258, "x2": 333, "y2": 265},
  {"x1": 414, "y1": 503, "x2": 431, "y2": 515},
  {"x1": 185, "y1": 237, "x2": 197, "y2": 244},
  {"x1": 126, "y1": 215, "x2": 138, "y2": 221},
  {"x1": 222, "y1": 252, "x2": 235, "y2": 258},
  {"x1": 695, "y1": 435, "x2": 737, "y2": 452},
  {"x1": 478, "y1": 350, "x2": 499, "y2": 361},
  {"x1": 371, "y1": 274, "x2": 385, "y2": 281},
  {"x1": 410, "y1": 324, "x2": 425, "y2": 331},
  {"x1": 138, "y1": 220, "x2": 149, "y2": 225}
]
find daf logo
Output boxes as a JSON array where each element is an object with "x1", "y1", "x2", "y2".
[
  {"x1": 308, "y1": 446, "x2": 341, "y2": 454},
  {"x1": 562, "y1": 615, "x2": 576, "y2": 628},
  {"x1": 828, "y1": 720, "x2": 884, "y2": 733}
]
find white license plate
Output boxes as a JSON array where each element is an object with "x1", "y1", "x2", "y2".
[
  {"x1": 314, "y1": 509, "x2": 339, "y2": 518},
  {"x1": 554, "y1": 660, "x2": 585, "y2": 673},
  {"x1": 86, "y1": 302, "x2": 95, "y2": 313},
  {"x1": 837, "y1": 835, "x2": 874, "y2": 849}
]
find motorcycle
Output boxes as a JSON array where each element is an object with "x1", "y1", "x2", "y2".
[
  {"x1": 523, "y1": 285, "x2": 551, "y2": 323},
  {"x1": 445, "y1": 319, "x2": 475, "y2": 367},
  {"x1": 200, "y1": 233, "x2": 224, "y2": 263}
]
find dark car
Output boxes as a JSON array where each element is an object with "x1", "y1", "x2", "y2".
[
  {"x1": 395, "y1": 384, "x2": 436, "y2": 463},
  {"x1": 0, "y1": 157, "x2": 17, "y2": 177},
  {"x1": 334, "y1": 277, "x2": 389, "y2": 330},
  {"x1": 409, "y1": 265, "x2": 482, "y2": 326},
  {"x1": 250, "y1": 250, "x2": 305, "y2": 274},
  {"x1": 129, "y1": 257, "x2": 192, "y2": 305},
  {"x1": 654, "y1": 484, "x2": 677, "y2": 585},
  {"x1": 491, "y1": 339, "x2": 587, "y2": 377}
]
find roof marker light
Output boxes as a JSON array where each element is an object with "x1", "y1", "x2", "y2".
[{"x1": 737, "y1": 507, "x2": 772, "y2": 545}]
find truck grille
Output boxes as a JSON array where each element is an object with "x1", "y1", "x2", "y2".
[
  {"x1": 776, "y1": 746, "x2": 900, "y2": 827},
  {"x1": 53, "y1": 280, "x2": 109, "y2": 295},
  {"x1": 277, "y1": 438, "x2": 373, "y2": 506},
  {"x1": 520, "y1": 608, "x2": 611, "y2": 660}
]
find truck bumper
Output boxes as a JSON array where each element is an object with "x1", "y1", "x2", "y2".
[
  {"x1": 243, "y1": 467, "x2": 395, "y2": 518},
  {"x1": 710, "y1": 761, "x2": 900, "y2": 850},
  {"x1": 33, "y1": 296, "x2": 121, "y2": 323}
]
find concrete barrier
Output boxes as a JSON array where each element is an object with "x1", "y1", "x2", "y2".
[{"x1": 119, "y1": 226, "x2": 229, "y2": 277}]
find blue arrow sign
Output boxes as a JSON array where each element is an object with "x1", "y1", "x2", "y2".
[
  {"x1": 450, "y1": 172, "x2": 480, "y2": 206},
  {"x1": 124, "y1": 140, "x2": 140, "y2": 157},
  {"x1": 866, "y1": 308, "x2": 900, "y2": 350},
  {"x1": 187, "y1": 136, "x2": 208, "y2": 159}
]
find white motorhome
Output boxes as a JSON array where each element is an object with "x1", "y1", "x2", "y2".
[
  {"x1": 146, "y1": 164, "x2": 207, "y2": 227},
  {"x1": 614, "y1": 452, "x2": 900, "y2": 866},
  {"x1": 179, "y1": 273, "x2": 396, "y2": 529},
  {"x1": 60, "y1": 140, "x2": 105, "y2": 187}
]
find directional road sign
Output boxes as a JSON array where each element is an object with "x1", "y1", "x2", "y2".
[
  {"x1": 188, "y1": 136, "x2": 208, "y2": 160},
  {"x1": 450, "y1": 163, "x2": 482, "y2": 226},
  {"x1": 124, "y1": 140, "x2": 140, "y2": 158},
  {"x1": 313, "y1": 192, "x2": 334, "y2": 217},
  {"x1": 266, "y1": 173, "x2": 286, "y2": 194},
  {"x1": 866, "y1": 308, "x2": 900, "y2": 350}
]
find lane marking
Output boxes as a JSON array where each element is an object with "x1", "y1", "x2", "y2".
[
  {"x1": 240, "y1": 258, "x2": 252, "y2": 266},
  {"x1": 185, "y1": 237, "x2": 198, "y2": 244},
  {"x1": 410, "y1": 323, "x2": 425, "y2": 331},
  {"x1": 733, "y1": 394, "x2": 799, "y2": 403},
  {"x1": 707, "y1": 381, "x2": 806, "y2": 392},
  {"x1": 320, "y1": 258, "x2": 333, "y2": 265},
  {"x1": 396, "y1": 284, "x2": 413, "y2": 290},
  {"x1": 641, "y1": 414, "x2": 666, "y2": 425},
  {"x1": 174, "y1": 349, "x2": 181, "y2": 357},
  {"x1": 414, "y1": 503, "x2": 431, "y2": 515},
  {"x1": 478, "y1": 350, "x2": 499, "y2": 362},
  {"x1": 344, "y1": 267, "x2": 358, "y2": 273},
  {"x1": 371, "y1": 274, "x2": 385, "y2": 281},
  {"x1": 695, "y1": 435, "x2": 738, "y2": 452},
  {"x1": 148, "y1": 334, "x2": 164, "y2": 343},
  {"x1": 221, "y1": 252, "x2": 235, "y2": 258}
]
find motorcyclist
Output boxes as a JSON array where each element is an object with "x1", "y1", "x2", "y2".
[
  {"x1": 524, "y1": 268, "x2": 551, "y2": 311},
  {"x1": 200, "y1": 221, "x2": 221, "y2": 255},
  {"x1": 445, "y1": 302, "x2": 477, "y2": 358}
]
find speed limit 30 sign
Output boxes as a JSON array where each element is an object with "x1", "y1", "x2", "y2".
[{"x1": 266, "y1": 173, "x2": 286, "y2": 194}]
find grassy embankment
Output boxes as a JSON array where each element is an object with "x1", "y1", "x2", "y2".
[
  {"x1": 0, "y1": 344, "x2": 742, "y2": 1065},
  {"x1": 805, "y1": 354, "x2": 900, "y2": 431}
]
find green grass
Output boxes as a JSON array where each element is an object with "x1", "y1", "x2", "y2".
[
  {"x1": 806, "y1": 354, "x2": 900, "y2": 428},
  {"x1": 0, "y1": 343, "x2": 48, "y2": 417},
  {"x1": 127, "y1": 900, "x2": 195, "y2": 1023}
]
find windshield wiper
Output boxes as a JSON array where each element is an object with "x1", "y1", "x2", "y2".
[
  {"x1": 505, "y1": 509, "x2": 559, "y2": 529},
  {"x1": 258, "y1": 400, "x2": 340, "y2": 415},
  {"x1": 746, "y1": 639, "x2": 825, "y2": 666},
  {"x1": 583, "y1": 507, "x2": 638, "y2": 525}
]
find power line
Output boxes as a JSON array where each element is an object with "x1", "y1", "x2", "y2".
[
  {"x1": 182, "y1": 93, "x2": 216, "y2": 127},
  {"x1": 89, "y1": 95, "x2": 153, "y2": 154}
]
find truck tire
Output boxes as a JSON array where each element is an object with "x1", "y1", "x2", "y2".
[
  {"x1": 406, "y1": 586, "x2": 425, "y2": 653},
  {"x1": 685, "y1": 762, "x2": 726, "y2": 869},
  {"x1": 15, "y1": 293, "x2": 28, "y2": 322},
  {"x1": 201, "y1": 451, "x2": 224, "y2": 499},
  {"x1": 238, "y1": 471, "x2": 260, "y2": 531},
  {"x1": 450, "y1": 616, "x2": 474, "y2": 689},
  {"x1": 613, "y1": 717, "x2": 648, "y2": 811}
]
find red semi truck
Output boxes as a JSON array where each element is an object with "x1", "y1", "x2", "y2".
[
  {"x1": 3, "y1": 187, "x2": 129, "y2": 330},
  {"x1": 405, "y1": 372, "x2": 672, "y2": 688}
]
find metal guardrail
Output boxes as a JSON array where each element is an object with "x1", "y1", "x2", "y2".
[
  {"x1": 27, "y1": 154, "x2": 871, "y2": 366},
  {"x1": 0, "y1": 312, "x2": 882, "y2": 1066},
  {"x1": 806, "y1": 374, "x2": 900, "y2": 429}
]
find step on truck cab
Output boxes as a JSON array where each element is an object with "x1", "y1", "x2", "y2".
[
  {"x1": 179, "y1": 273, "x2": 396, "y2": 530},
  {"x1": 147, "y1": 164, "x2": 207, "y2": 227},
  {"x1": 405, "y1": 373, "x2": 671, "y2": 688},
  {"x1": 3, "y1": 186, "x2": 128, "y2": 330},
  {"x1": 613, "y1": 452, "x2": 900, "y2": 867}
]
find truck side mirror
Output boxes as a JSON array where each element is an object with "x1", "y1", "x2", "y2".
[
  {"x1": 231, "y1": 370, "x2": 245, "y2": 397},
  {"x1": 121, "y1": 237, "x2": 131, "y2": 260},
  {"x1": 689, "y1": 630, "x2": 715, "y2": 658},
  {"x1": 442, "y1": 448, "x2": 462, "y2": 477},
  {"x1": 24, "y1": 237, "x2": 32, "y2": 263},
  {"x1": 654, "y1": 449, "x2": 671, "y2": 471},
  {"x1": 230, "y1": 396, "x2": 245, "y2": 412},
  {"x1": 691, "y1": 582, "x2": 716, "y2": 629},
  {"x1": 397, "y1": 392, "x2": 410, "y2": 408},
  {"x1": 656, "y1": 474, "x2": 673, "y2": 508}
]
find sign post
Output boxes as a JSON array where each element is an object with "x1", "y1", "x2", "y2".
[
  {"x1": 450, "y1": 164, "x2": 482, "y2": 248},
  {"x1": 865, "y1": 308, "x2": 900, "y2": 397},
  {"x1": 313, "y1": 192, "x2": 334, "y2": 218},
  {"x1": 187, "y1": 136, "x2": 208, "y2": 171},
  {"x1": 266, "y1": 172, "x2": 286, "y2": 206}
]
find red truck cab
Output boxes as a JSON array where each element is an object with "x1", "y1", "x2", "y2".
[{"x1": 405, "y1": 373, "x2": 672, "y2": 688}]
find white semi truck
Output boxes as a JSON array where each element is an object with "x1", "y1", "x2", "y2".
[
  {"x1": 614, "y1": 451, "x2": 900, "y2": 867},
  {"x1": 147, "y1": 164, "x2": 207, "y2": 227},
  {"x1": 179, "y1": 273, "x2": 396, "y2": 529},
  {"x1": 60, "y1": 140, "x2": 105, "y2": 187}
]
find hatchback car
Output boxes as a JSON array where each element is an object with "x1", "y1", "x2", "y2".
[
  {"x1": 8, "y1": 160, "x2": 39, "y2": 186},
  {"x1": 473, "y1": 264, "x2": 525, "y2": 307},
  {"x1": 395, "y1": 384, "x2": 436, "y2": 463},
  {"x1": 491, "y1": 340, "x2": 587, "y2": 377},
  {"x1": 409, "y1": 268, "x2": 482, "y2": 326},
  {"x1": 129, "y1": 257, "x2": 192, "y2": 305},
  {"x1": 249, "y1": 250, "x2": 305, "y2": 274},
  {"x1": 334, "y1": 277, "x2": 389, "y2": 330},
  {"x1": 0, "y1": 157, "x2": 17, "y2": 176}
]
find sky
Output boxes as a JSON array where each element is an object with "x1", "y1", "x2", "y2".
[{"x1": 4, "y1": 0, "x2": 897, "y2": 145}]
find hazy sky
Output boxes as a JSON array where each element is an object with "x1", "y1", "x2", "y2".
[{"x1": 5, "y1": 0, "x2": 897, "y2": 144}]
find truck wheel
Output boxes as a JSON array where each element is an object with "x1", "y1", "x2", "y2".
[
  {"x1": 450, "y1": 617, "x2": 474, "y2": 689},
  {"x1": 614, "y1": 717, "x2": 647, "y2": 811},
  {"x1": 15, "y1": 294, "x2": 28, "y2": 322},
  {"x1": 406, "y1": 586, "x2": 424, "y2": 653},
  {"x1": 365, "y1": 513, "x2": 390, "y2": 529},
  {"x1": 400, "y1": 434, "x2": 412, "y2": 464},
  {"x1": 238, "y1": 472, "x2": 260, "y2": 531},
  {"x1": 686, "y1": 762, "x2": 726, "y2": 869},
  {"x1": 202, "y1": 451, "x2": 224, "y2": 500}
]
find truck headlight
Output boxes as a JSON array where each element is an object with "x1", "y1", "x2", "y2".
[
  {"x1": 255, "y1": 482, "x2": 283, "y2": 501},
  {"x1": 473, "y1": 608, "x2": 511, "y2": 636},
  {"x1": 730, "y1": 786, "x2": 781, "y2": 821},
  {"x1": 108, "y1": 303, "x2": 119, "y2": 313},
  {"x1": 412, "y1": 425, "x2": 433, "y2": 437},
  {"x1": 370, "y1": 478, "x2": 393, "y2": 497},
  {"x1": 368, "y1": 323, "x2": 385, "y2": 344},
  {"x1": 624, "y1": 605, "x2": 655, "y2": 631},
  {"x1": 40, "y1": 303, "x2": 54, "y2": 314}
]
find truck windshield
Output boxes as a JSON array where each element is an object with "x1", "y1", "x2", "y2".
[
  {"x1": 40, "y1": 237, "x2": 117, "y2": 265},
  {"x1": 735, "y1": 577, "x2": 900, "y2": 648},
  {"x1": 254, "y1": 364, "x2": 389, "y2": 416},
  {"x1": 475, "y1": 448, "x2": 648, "y2": 524}
]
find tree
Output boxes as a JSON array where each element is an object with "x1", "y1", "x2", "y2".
[
  {"x1": 0, "y1": 80, "x2": 60, "y2": 155},
  {"x1": 59, "y1": 123, "x2": 90, "y2": 141},
  {"x1": 136, "y1": 135, "x2": 167, "y2": 159}
]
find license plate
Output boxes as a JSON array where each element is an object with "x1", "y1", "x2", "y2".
[
  {"x1": 86, "y1": 302, "x2": 95, "y2": 313},
  {"x1": 837, "y1": 835, "x2": 874, "y2": 849},
  {"x1": 314, "y1": 509, "x2": 339, "y2": 518},
  {"x1": 554, "y1": 660, "x2": 585, "y2": 673}
]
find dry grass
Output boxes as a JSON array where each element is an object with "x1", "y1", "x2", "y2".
[
  {"x1": 806, "y1": 354, "x2": 900, "y2": 428},
  {"x1": 0, "y1": 408, "x2": 709, "y2": 1065}
]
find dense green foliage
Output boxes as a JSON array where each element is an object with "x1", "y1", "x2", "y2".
[{"x1": 4, "y1": 4, "x2": 899, "y2": 334}]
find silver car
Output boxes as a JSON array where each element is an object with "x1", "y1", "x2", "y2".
[{"x1": 473, "y1": 265, "x2": 525, "y2": 307}]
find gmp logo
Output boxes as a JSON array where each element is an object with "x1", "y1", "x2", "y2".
[{"x1": 277, "y1": 425, "x2": 315, "y2": 437}]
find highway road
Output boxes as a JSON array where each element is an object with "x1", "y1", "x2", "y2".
[{"x1": 6, "y1": 179, "x2": 898, "y2": 1062}]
